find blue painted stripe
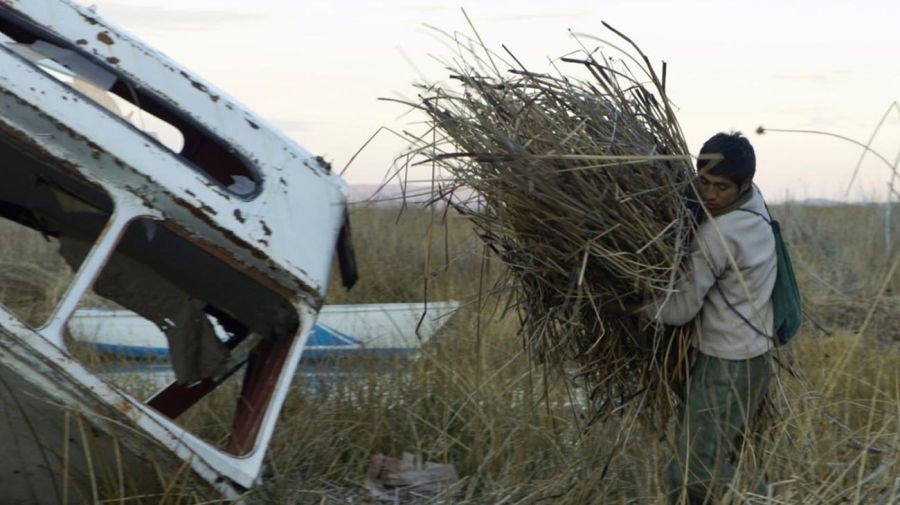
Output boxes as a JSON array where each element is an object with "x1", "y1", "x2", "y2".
[
  {"x1": 306, "y1": 323, "x2": 363, "y2": 347},
  {"x1": 102, "y1": 362, "x2": 174, "y2": 373},
  {"x1": 90, "y1": 343, "x2": 170, "y2": 359},
  {"x1": 82, "y1": 324, "x2": 415, "y2": 362}
]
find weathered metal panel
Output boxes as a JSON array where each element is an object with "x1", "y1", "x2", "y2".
[
  {"x1": 0, "y1": 0, "x2": 348, "y2": 300},
  {"x1": 0, "y1": 0, "x2": 355, "y2": 501}
]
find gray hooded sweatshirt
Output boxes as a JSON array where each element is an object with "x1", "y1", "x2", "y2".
[{"x1": 648, "y1": 185, "x2": 777, "y2": 360}]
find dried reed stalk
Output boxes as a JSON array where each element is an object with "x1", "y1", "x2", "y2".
[{"x1": 400, "y1": 23, "x2": 701, "y2": 424}]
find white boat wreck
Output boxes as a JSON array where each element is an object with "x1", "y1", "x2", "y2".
[
  {"x1": 0, "y1": 0, "x2": 358, "y2": 502},
  {"x1": 69, "y1": 302, "x2": 461, "y2": 361}
]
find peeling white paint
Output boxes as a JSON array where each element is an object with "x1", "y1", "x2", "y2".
[{"x1": 0, "y1": 0, "x2": 352, "y2": 501}]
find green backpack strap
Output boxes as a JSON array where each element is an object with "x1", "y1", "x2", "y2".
[{"x1": 737, "y1": 208, "x2": 803, "y2": 345}]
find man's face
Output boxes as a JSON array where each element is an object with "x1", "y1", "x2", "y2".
[{"x1": 697, "y1": 171, "x2": 749, "y2": 212}]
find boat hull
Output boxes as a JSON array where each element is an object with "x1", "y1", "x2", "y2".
[{"x1": 69, "y1": 302, "x2": 461, "y2": 361}]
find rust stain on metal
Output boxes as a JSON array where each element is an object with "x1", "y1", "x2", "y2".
[
  {"x1": 233, "y1": 209, "x2": 246, "y2": 223},
  {"x1": 199, "y1": 202, "x2": 218, "y2": 216},
  {"x1": 0, "y1": 94, "x2": 95, "y2": 181},
  {"x1": 314, "y1": 156, "x2": 332, "y2": 172},
  {"x1": 158, "y1": 201, "x2": 304, "y2": 300},
  {"x1": 245, "y1": 119, "x2": 259, "y2": 130},
  {"x1": 96, "y1": 31, "x2": 114, "y2": 45},
  {"x1": 118, "y1": 400, "x2": 133, "y2": 416},
  {"x1": 257, "y1": 239, "x2": 269, "y2": 246},
  {"x1": 184, "y1": 189, "x2": 196, "y2": 197},
  {"x1": 76, "y1": 39, "x2": 88, "y2": 46},
  {"x1": 212, "y1": 224, "x2": 266, "y2": 263},
  {"x1": 106, "y1": 57, "x2": 119, "y2": 65},
  {"x1": 260, "y1": 221, "x2": 271, "y2": 236},
  {"x1": 181, "y1": 75, "x2": 221, "y2": 103}
]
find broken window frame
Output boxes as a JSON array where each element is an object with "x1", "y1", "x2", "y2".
[{"x1": 30, "y1": 194, "x2": 304, "y2": 458}]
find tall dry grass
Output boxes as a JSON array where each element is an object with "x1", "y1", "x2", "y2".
[
  {"x1": 0, "y1": 201, "x2": 897, "y2": 504},
  {"x1": 253, "y1": 203, "x2": 900, "y2": 504},
  {"x1": 0, "y1": 219, "x2": 73, "y2": 326},
  {"x1": 778, "y1": 203, "x2": 900, "y2": 341}
]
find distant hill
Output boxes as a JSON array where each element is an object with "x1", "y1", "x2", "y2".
[{"x1": 794, "y1": 198, "x2": 844, "y2": 206}]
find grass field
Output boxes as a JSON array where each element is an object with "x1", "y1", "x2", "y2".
[
  {"x1": 251, "y1": 201, "x2": 900, "y2": 504},
  {"x1": 0, "y1": 200, "x2": 897, "y2": 504}
]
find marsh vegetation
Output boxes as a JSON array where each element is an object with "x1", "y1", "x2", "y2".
[{"x1": 251, "y1": 202, "x2": 900, "y2": 504}]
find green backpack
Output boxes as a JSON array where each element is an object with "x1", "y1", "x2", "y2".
[{"x1": 737, "y1": 208, "x2": 803, "y2": 345}]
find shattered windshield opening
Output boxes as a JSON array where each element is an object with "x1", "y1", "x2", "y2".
[{"x1": 66, "y1": 218, "x2": 300, "y2": 455}]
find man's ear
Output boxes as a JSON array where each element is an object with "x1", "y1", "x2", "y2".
[{"x1": 740, "y1": 180, "x2": 752, "y2": 193}]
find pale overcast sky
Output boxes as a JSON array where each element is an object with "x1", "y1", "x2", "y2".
[{"x1": 82, "y1": 0, "x2": 900, "y2": 202}]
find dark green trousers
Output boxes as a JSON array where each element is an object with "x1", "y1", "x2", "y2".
[{"x1": 665, "y1": 351, "x2": 771, "y2": 504}]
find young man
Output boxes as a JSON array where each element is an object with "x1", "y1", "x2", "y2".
[{"x1": 646, "y1": 132, "x2": 777, "y2": 504}]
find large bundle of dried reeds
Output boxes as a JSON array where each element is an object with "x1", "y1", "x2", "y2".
[{"x1": 401, "y1": 24, "x2": 700, "y2": 423}]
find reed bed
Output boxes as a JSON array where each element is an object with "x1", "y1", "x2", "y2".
[
  {"x1": 0, "y1": 202, "x2": 897, "y2": 503},
  {"x1": 254, "y1": 205, "x2": 900, "y2": 504},
  {"x1": 397, "y1": 24, "x2": 702, "y2": 424}
]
